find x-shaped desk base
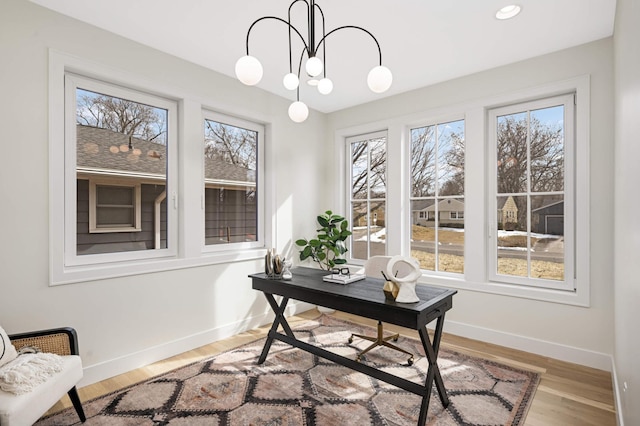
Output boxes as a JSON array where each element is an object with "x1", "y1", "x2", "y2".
[{"x1": 256, "y1": 292, "x2": 450, "y2": 426}]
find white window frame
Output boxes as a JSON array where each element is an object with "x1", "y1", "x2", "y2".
[
  {"x1": 61, "y1": 73, "x2": 178, "y2": 270},
  {"x1": 89, "y1": 180, "x2": 142, "y2": 233},
  {"x1": 408, "y1": 116, "x2": 466, "y2": 276},
  {"x1": 488, "y1": 94, "x2": 575, "y2": 291},
  {"x1": 201, "y1": 110, "x2": 265, "y2": 252},
  {"x1": 49, "y1": 51, "x2": 274, "y2": 286},
  {"x1": 345, "y1": 130, "x2": 388, "y2": 264},
  {"x1": 335, "y1": 76, "x2": 590, "y2": 306}
]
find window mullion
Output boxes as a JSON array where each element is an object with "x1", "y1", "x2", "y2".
[{"x1": 526, "y1": 110, "x2": 532, "y2": 278}]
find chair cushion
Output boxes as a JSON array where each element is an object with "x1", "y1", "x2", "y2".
[
  {"x1": 0, "y1": 355, "x2": 82, "y2": 426},
  {"x1": 0, "y1": 353, "x2": 64, "y2": 395},
  {"x1": 0, "y1": 327, "x2": 17, "y2": 368}
]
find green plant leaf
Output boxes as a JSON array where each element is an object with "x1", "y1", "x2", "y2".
[
  {"x1": 317, "y1": 216, "x2": 330, "y2": 228},
  {"x1": 296, "y1": 210, "x2": 353, "y2": 271},
  {"x1": 300, "y1": 246, "x2": 312, "y2": 260}
]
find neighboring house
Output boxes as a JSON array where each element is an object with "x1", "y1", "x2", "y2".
[
  {"x1": 203, "y1": 155, "x2": 257, "y2": 245},
  {"x1": 413, "y1": 199, "x2": 465, "y2": 227},
  {"x1": 412, "y1": 199, "x2": 434, "y2": 226},
  {"x1": 532, "y1": 200, "x2": 564, "y2": 235},
  {"x1": 76, "y1": 125, "x2": 255, "y2": 254},
  {"x1": 353, "y1": 203, "x2": 386, "y2": 228},
  {"x1": 497, "y1": 196, "x2": 519, "y2": 230}
]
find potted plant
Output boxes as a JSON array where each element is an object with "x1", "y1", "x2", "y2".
[{"x1": 295, "y1": 210, "x2": 352, "y2": 270}]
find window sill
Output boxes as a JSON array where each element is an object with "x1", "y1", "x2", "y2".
[
  {"x1": 416, "y1": 274, "x2": 589, "y2": 307},
  {"x1": 50, "y1": 248, "x2": 268, "y2": 286}
]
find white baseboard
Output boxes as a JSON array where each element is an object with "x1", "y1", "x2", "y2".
[
  {"x1": 79, "y1": 304, "x2": 614, "y2": 391},
  {"x1": 610, "y1": 357, "x2": 625, "y2": 426},
  {"x1": 78, "y1": 300, "x2": 314, "y2": 387},
  {"x1": 442, "y1": 319, "x2": 613, "y2": 372}
]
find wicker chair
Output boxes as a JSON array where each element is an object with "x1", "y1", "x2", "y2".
[{"x1": 0, "y1": 327, "x2": 86, "y2": 425}]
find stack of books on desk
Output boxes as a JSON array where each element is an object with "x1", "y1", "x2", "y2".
[{"x1": 322, "y1": 273, "x2": 366, "y2": 285}]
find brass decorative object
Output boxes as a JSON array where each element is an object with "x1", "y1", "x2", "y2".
[{"x1": 383, "y1": 280, "x2": 399, "y2": 301}]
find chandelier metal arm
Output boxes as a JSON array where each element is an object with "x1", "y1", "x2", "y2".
[
  {"x1": 314, "y1": 3, "x2": 327, "y2": 77},
  {"x1": 236, "y1": 0, "x2": 391, "y2": 123},
  {"x1": 288, "y1": 0, "x2": 310, "y2": 74},
  {"x1": 315, "y1": 25, "x2": 384, "y2": 66},
  {"x1": 244, "y1": 16, "x2": 310, "y2": 57},
  {"x1": 295, "y1": 49, "x2": 306, "y2": 101}
]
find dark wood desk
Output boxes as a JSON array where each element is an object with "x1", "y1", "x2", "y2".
[{"x1": 250, "y1": 267, "x2": 457, "y2": 426}]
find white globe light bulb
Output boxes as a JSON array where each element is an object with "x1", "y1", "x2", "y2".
[
  {"x1": 235, "y1": 55, "x2": 263, "y2": 86},
  {"x1": 367, "y1": 65, "x2": 393, "y2": 93},
  {"x1": 317, "y1": 78, "x2": 333, "y2": 95},
  {"x1": 305, "y1": 56, "x2": 323, "y2": 77},
  {"x1": 288, "y1": 101, "x2": 309, "y2": 123},
  {"x1": 283, "y1": 73, "x2": 299, "y2": 90}
]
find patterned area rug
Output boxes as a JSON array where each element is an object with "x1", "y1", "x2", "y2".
[{"x1": 37, "y1": 315, "x2": 539, "y2": 425}]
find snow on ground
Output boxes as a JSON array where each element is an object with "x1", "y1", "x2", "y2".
[
  {"x1": 497, "y1": 229, "x2": 561, "y2": 240},
  {"x1": 353, "y1": 226, "x2": 562, "y2": 253}
]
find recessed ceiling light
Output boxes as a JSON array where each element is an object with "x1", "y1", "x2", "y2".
[{"x1": 496, "y1": 5, "x2": 522, "y2": 20}]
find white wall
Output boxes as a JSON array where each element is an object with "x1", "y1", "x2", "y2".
[
  {"x1": 613, "y1": 0, "x2": 640, "y2": 424},
  {"x1": 0, "y1": 0, "x2": 327, "y2": 386},
  {"x1": 327, "y1": 39, "x2": 615, "y2": 370},
  {"x1": 0, "y1": 0, "x2": 621, "y2": 393}
]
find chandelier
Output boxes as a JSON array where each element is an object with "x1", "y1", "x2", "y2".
[{"x1": 235, "y1": 0, "x2": 393, "y2": 123}]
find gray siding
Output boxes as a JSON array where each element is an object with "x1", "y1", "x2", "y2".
[
  {"x1": 205, "y1": 188, "x2": 257, "y2": 244},
  {"x1": 76, "y1": 180, "x2": 167, "y2": 255}
]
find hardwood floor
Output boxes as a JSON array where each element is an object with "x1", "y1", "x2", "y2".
[{"x1": 47, "y1": 309, "x2": 617, "y2": 425}]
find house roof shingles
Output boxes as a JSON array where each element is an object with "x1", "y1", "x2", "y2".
[{"x1": 76, "y1": 124, "x2": 255, "y2": 183}]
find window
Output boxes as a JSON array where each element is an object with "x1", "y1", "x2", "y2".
[
  {"x1": 488, "y1": 94, "x2": 574, "y2": 290},
  {"x1": 347, "y1": 131, "x2": 387, "y2": 261},
  {"x1": 65, "y1": 73, "x2": 177, "y2": 262},
  {"x1": 203, "y1": 111, "x2": 263, "y2": 250},
  {"x1": 337, "y1": 78, "x2": 588, "y2": 305},
  {"x1": 410, "y1": 119, "x2": 465, "y2": 274},
  {"x1": 89, "y1": 181, "x2": 141, "y2": 233},
  {"x1": 50, "y1": 53, "x2": 271, "y2": 284}
]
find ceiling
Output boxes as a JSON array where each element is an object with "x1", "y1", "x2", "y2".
[{"x1": 31, "y1": 0, "x2": 616, "y2": 113}]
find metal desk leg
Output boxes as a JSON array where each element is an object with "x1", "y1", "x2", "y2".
[
  {"x1": 417, "y1": 313, "x2": 450, "y2": 426},
  {"x1": 430, "y1": 311, "x2": 449, "y2": 404},
  {"x1": 257, "y1": 293, "x2": 291, "y2": 364}
]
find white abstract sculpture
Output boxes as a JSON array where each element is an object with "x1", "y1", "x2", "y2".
[{"x1": 386, "y1": 256, "x2": 421, "y2": 303}]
